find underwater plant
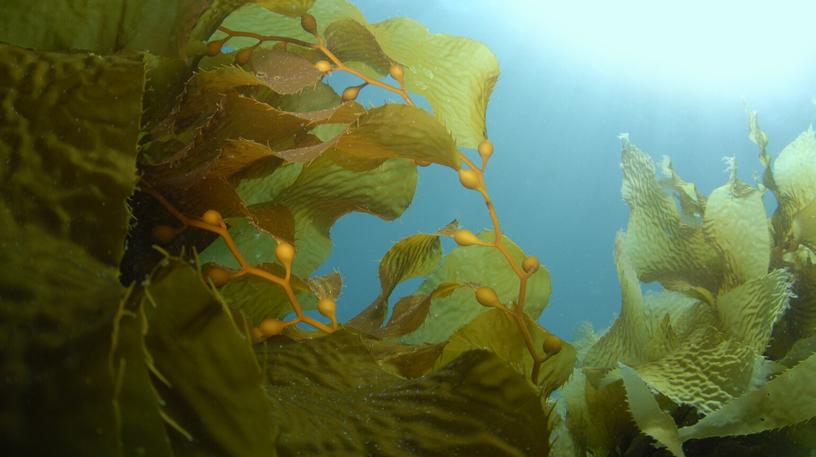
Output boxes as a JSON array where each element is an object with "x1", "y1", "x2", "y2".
[
  {"x1": 0, "y1": 0, "x2": 575, "y2": 455},
  {"x1": 558, "y1": 113, "x2": 816, "y2": 457}
]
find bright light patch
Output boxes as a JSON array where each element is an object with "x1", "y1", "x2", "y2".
[{"x1": 514, "y1": 0, "x2": 816, "y2": 93}]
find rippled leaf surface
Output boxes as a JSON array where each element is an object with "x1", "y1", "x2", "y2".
[{"x1": 259, "y1": 330, "x2": 551, "y2": 456}]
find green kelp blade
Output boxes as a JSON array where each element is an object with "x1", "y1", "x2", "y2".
[
  {"x1": 257, "y1": 0, "x2": 316, "y2": 17},
  {"x1": 561, "y1": 369, "x2": 636, "y2": 457},
  {"x1": 143, "y1": 261, "x2": 275, "y2": 456},
  {"x1": 771, "y1": 127, "x2": 816, "y2": 238},
  {"x1": 703, "y1": 174, "x2": 771, "y2": 290},
  {"x1": 259, "y1": 330, "x2": 551, "y2": 456},
  {"x1": 680, "y1": 352, "x2": 816, "y2": 442},
  {"x1": 201, "y1": 156, "x2": 417, "y2": 278},
  {"x1": 658, "y1": 156, "x2": 705, "y2": 222},
  {"x1": 401, "y1": 230, "x2": 551, "y2": 344},
  {"x1": 373, "y1": 282, "x2": 463, "y2": 339},
  {"x1": 325, "y1": 18, "x2": 391, "y2": 78},
  {"x1": 619, "y1": 135, "x2": 722, "y2": 294},
  {"x1": 348, "y1": 233, "x2": 443, "y2": 332},
  {"x1": 635, "y1": 325, "x2": 756, "y2": 415},
  {"x1": 619, "y1": 365, "x2": 685, "y2": 457},
  {"x1": 0, "y1": 0, "x2": 218, "y2": 56},
  {"x1": 584, "y1": 234, "x2": 674, "y2": 369},
  {"x1": 330, "y1": 104, "x2": 461, "y2": 169},
  {"x1": 0, "y1": 45, "x2": 144, "y2": 267},
  {"x1": 714, "y1": 268, "x2": 793, "y2": 353},
  {"x1": 0, "y1": 207, "x2": 172, "y2": 456},
  {"x1": 435, "y1": 308, "x2": 575, "y2": 392},
  {"x1": 216, "y1": 1, "x2": 366, "y2": 48},
  {"x1": 370, "y1": 17, "x2": 500, "y2": 148}
]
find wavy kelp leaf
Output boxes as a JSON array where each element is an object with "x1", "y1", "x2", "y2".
[
  {"x1": 0, "y1": 208, "x2": 171, "y2": 456},
  {"x1": 562, "y1": 370, "x2": 636, "y2": 457},
  {"x1": 372, "y1": 282, "x2": 462, "y2": 338},
  {"x1": 0, "y1": 0, "x2": 215, "y2": 55},
  {"x1": 202, "y1": 156, "x2": 417, "y2": 277},
  {"x1": 584, "y1": 235, "x2": 675, "y2": 368},
  {"x1": 259, "y1": 330, "x2": 551, "y2": 456},
  {"x1": 249, "y1": 48, "x2": 323, "y2": 94},
  {"x1": 307, "y1": 271, "x2": 342, "y2": 299},
  {"x1": 635, "y1": 326, "x2": 756, "y2": 415},
  {"x1": 771, "y1": 127, "x2": 816, "y2": 239},
  {"x1": 620, "y1": 365, "x2": 685, "y2": 457},
  {"x1": 331, "y1": 103, "x2": 461, "y2": 169},
  {"x1": 377, "y1": 343, "x2": 446, "y2": 379},
  {"x1": 436, "y1": 308, "x2": 576, "y2": 392},
  {"x1": 793, "y1": 197, "x2": 816, "y2": 249},
  {"x1": 325, "y1": 18, "x2": 392, "y2": 78},
  {"x1": 620, "y1": 135, "x2": 722, "y2": 294},
  {"x1": 659, "y1": 156, "x2": 705, "y2": 224},
  {"x1": 144, "y1": 261, "x2": 275, "y2": 456},
  {"x1": 349, "y1": 233, "x2": 443, "y2": 331},
  {"x1": 0, "y1": 45, "x2": 143, "y2": 266},
  {"x1": 401, "y1": 231, "x2": 551, "y2": 344},
  {"x1": 217, "y1": 1, "x2": 366, "y2": 49},
  {"x1": 703, "y1": 173, "x2": 771, "y2": 289},
  {"x1": 257, "y1": 0, "x2": 315, "y2": 16},
  {"x1": 370, "y1": 17, "x2": 499, "y2": 148},
  {"x1": 747, "y1": 109, "x2": 776, "y2": 193},
  {"x1": 681, "y1": 353, "x2": 816, "y2": 442},
  {"x1": 715, "y1": 269, "x2": 792, "y2": 353}
]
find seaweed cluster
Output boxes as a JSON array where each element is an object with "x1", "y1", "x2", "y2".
[
  {"x1": 1, "y1": 0, "x2": 575, "y2": 455},
  {"x1": 557, "y1": 115, "x2": 816, "y2": 456}
]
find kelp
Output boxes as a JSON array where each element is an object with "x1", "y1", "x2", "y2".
[
  {"x1": 563, "y1": 116, "x2": 816, "y2": 457},
  {"x1": 1, "y1": 0, "x2": 575, "y2": 455}
]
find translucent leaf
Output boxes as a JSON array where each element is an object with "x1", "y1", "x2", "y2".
[
  {"x1": 331, "y1": 104, "x2": 461, "y2": 169},
  {"x1": 144, "y1": 261, "x2": 275, "y2": 455},
  {"x1": 635, "y1": 326, "x2": 757, "y2": 415},
  {"x1": 257, "y1": 0, "x2": 315, "y2": 17},
  {"x1": 619, "y1": 365, "x2": 685, "y2": 457},
  {"x1": 659, "y1": 156, "x2": 705, "y2": 224},
  {"x1": 584, "y1": 235, "x2": 676, "y2": 368},
  {"x1": 681, "y1": 353, "x2": 816, "y2": 441},
  {"x1": 258, "y1": 330, "x2": 552, "y2": 456},
  {"x1": 619, "y1": 135, "x2": 722, "y2": 294},
  {"x1": 325, "y1": 18, "x2": 391, "y2": 78},
  {"x1": 401, "y1": 231, "x2": 552, "y2": 344},
  {"x1": 348, "y1": 233, "x2": 443, "y2": 331},
  {"x1": 704, "y1": 176, "x2": 771, "y2": 289},
  {"x1": 436, "y1": 308, "x2": 576, "y2": 392},
  {"x1": 249, "y1": 47, "x2": 323, "y2": 93},
  {"x1": 372, "y1": 282, "x2": 462, "y2": 338},
  {"x1": 0, "y1": 45, "x2": 144, "y2": 266},
  {"x1": 370, "y1": 17, "x2": 499, "y2": 148},
  {"x1": 217, "y1": 1, "x2": 366, "y2": 49},
  {"x1": 771, "y1": 127, "x2": 816, "y2": 240},
  {"x1": 307, "y1": 271, "x2": 343, "y2": 300},
  {"x1": 715, "y1": 269, "x2": 793, "y2": 353}
]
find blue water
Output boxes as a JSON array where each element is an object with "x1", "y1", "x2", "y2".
[{"x1": 317, "y1": 0, "x2": 816, "y2": 339}]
